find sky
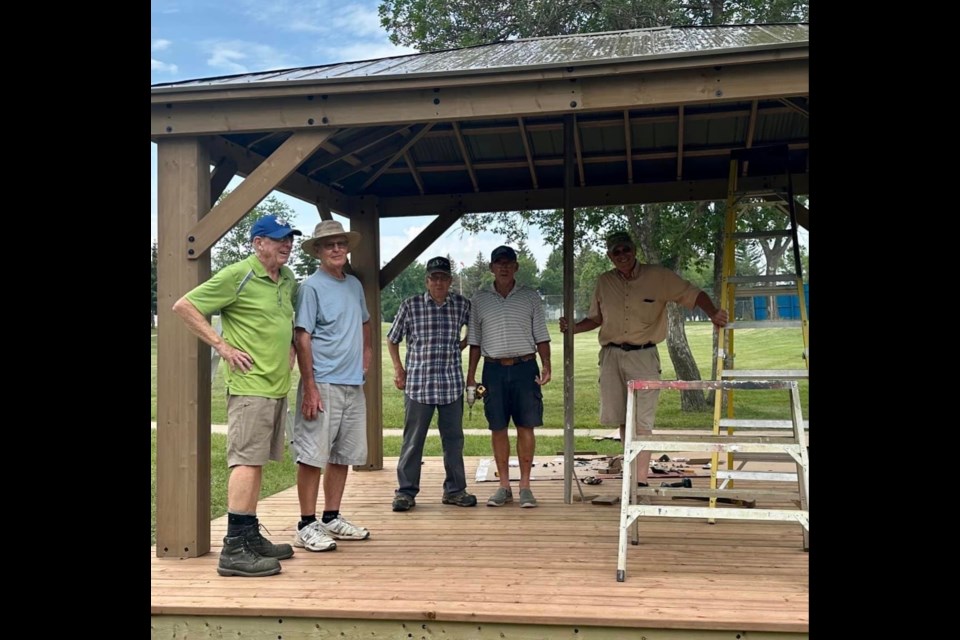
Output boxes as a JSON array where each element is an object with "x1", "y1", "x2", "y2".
[
  {"x1": 150, "y1": 0, "x2": 553, "y2": 271},
  {"x1": 151, "y1": 1, "x2": 807, "y2": 269}
]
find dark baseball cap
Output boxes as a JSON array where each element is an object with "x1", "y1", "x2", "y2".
[
  {"x1": 426, "y1": 256, "x2": 451, "y2": 274},
  {"x1": 605, "y1": 230, "x2": 635, "y2": 250},
  {"x1": 249, "y1": 215, "x2": 302, "y2": 241},
  {"x1": 490, "y1": 245, "x2": 517, "y2": 262}
]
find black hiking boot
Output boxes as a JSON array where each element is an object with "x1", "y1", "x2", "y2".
[
  {"x1": 241, "y1": 523, "x2": 294, "y2": 560},
  {"x1": 217, "y1": 535, "x2": 282, "y2": 577}
]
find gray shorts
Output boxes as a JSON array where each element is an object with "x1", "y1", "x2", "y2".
[
  {"x1": 293, "y1": 380, "x2": 368, "y2": 468},
  {"x1": 598, "y1": 346, "x2": 661, "y2": 430},
  {"x1": 225, "y1": 395, "x2": 287, "y2": 467}
]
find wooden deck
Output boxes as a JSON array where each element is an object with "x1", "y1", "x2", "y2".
[{"x1": 151, "y1": 456, "x2": 809, "y2": 639}]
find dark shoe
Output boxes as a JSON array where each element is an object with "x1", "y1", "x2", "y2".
[
  {"x1": 519, "y1": 487, "x2": 538, "y2": 508},
  {"x1": 241, "y1": 523, "x2": 294, "y2": 560},
  {"x1": 392, "y1": 493, "x2": 416, "y2": 512},
  {"x1": 217, "y1": 535, "x2": 281, "y2": 577},
  {"x1": 442, "y1": 490, "x2": 477, "y2": 507}
]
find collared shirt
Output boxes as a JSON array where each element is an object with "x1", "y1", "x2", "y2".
[
  {"x1": 467, "y1": 283, "x2": 550, "y2": 358},
  {"x1": 185, "y1": 254, "x2": 298, "y2": 398},
  {"x1": 588, "y1": 261, "x2": 701, "y2": 346},
  {"x1": 387, "y1": 291, "x2": 470, "y2": 405}
]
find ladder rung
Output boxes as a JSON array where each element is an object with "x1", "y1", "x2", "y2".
[
  {"x1": 625, "y1": 505, "x2": 808, "y2": 525},
  {"x1": 730, "y1": 230, "x2": 792, "y2": 239},
  {"x1": 730, "y1": 452, "x2": 798, "y2": 462},
  {"x1": 718, "y1": 419, "x2": 810, "y2": 429},
  {"x1": 727, "y1": 275, "x2": 799, "y2": 284},
  {"x1": 719, "y1": 369, "x2": 808, "y2": 379},
  {"x1": 636, "y1": 487, "x2": 794, "y2": 499},
  {"x1": 726, "y1": 320, "x2": 803, "y2": 329},
  {"x1": 715, "y1": 471, "x2": 798, "y2": 482},
  {"x1": 734, "y1": 285, "x2": 804, "y2": 297}
]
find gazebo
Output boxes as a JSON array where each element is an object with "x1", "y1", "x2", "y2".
[{"x1": 151, "y1": 23, "x2": 808, "y2": 561}]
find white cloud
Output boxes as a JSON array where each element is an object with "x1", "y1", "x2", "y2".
[
  {"x1": 151, "y1": 59, "x2": 179, "y2": 74},
  {"x1": 152, "y1": 38, "x2": 172, "y2": 52},
  {"x1": 203, "y1": 40, "x2": 299, "y2": 74}
]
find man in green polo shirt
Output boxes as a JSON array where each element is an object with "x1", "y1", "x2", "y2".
[{"x1": 172, "y1": 214, "x2": 302, "y2": 577}]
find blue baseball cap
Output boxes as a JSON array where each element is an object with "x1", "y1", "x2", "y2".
[{"x1": 249, "y1": 215, "x2": 302, "y2": 241}]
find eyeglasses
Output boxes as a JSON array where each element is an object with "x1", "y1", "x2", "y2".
[
  {"x1": 609, "y1": 245, "x2": 634, "y2": 257},
  {"x1": 428, "y1": 273, "x2": 452, "y2": 282},
  {"x1": 322, "y1": 240, "x2": 349, "y2": 250}
]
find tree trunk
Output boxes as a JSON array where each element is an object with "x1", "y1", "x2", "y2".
[{"x1": 666, "y1": 302, "x2": 708, "y2": 411}]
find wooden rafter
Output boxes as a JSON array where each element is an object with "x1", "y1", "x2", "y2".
[
  {"x1": 623, "y1": 110, "x2": 633, "y2": 184},
  {"x1": 327, "y1": 124, "x2": 428, "y2": 185},
  {"x1": 451, "y1": 121, "x2": 479, "y2": 192},
  {"x1": 379, "y1": 213, "x2": 462, "y2": 288},
  {"x1": 778, "y1": 97, "x2": 809, "y2": 117},
  {"x1": 573, "y1": 115, "x2": 585, "y2": 187},
  {"x1": 403, "y1": 150, "x2": 425, "y2": 195},
  {"x1": 306, "y1": 126, "x2": 411, "y2": 176},
  {"x1": 676, "y1": 105, "x2": 684, "y2": 181},
  {"x1": 361, "y1": 123, "x2": 434, "y2": 189},
  {"x1": 518, "y1": 117, "x2": 538, "y2": 189},
  {"x1": 742, "y1": 100, "x2": 759, "y2": 176},
  {"x1": 209, "y1": 155, "x2": 237, "y2": 206}
]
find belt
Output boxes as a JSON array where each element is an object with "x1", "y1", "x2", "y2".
[
  {"x1": 607, "y1": 342, "x2": 656, "y2": 351},
  {"x1": 484, "y1": 353, "x2": 536, "y2": 366}
]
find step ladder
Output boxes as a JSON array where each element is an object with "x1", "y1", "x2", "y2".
[
  {"x1": 710, "y1": 144, "x2": 809, "y2": 516},
  {"x1": 616, "y1": 379, "x2": 809, "y2": 582}
]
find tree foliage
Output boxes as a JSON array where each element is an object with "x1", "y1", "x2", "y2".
[
  {"x1": 379, "y1": 1, "x2": 808, "y2": 52},
  {"x1": 382, "y1": 259, "x2": 427, "y2": 322}
]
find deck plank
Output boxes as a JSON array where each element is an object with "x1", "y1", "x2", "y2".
[{"x1": 152, "y1": 456, "x2": 808, "y2": 634}]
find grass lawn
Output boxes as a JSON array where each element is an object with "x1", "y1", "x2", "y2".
[{"x1": 150, "y1": 322, "x2": 808, "y2": 544}]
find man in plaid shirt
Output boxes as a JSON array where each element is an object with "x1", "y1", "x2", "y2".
[{"x1": 387, "y1": 256, "x2": 478, "y2": 511}]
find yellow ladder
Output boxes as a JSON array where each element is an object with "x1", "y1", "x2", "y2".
[{"x1": 710, "y1": 144, "x2": 809, "y2": 524}]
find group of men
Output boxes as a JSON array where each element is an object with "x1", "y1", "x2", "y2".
[{"x1": 172, "y1": 215, "x2": 727, "y2": 578}]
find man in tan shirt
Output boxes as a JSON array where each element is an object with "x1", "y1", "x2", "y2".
[{"x1": 559, "y1": 231, "x2": 728, "y2": 485}]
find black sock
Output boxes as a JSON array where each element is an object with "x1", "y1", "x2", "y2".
[
  {"x1": 226, "y1": 512, "x2": 257, "y2": 537},
  {"x1": 298, "y1": 515, "x2": 317, "y2": 530},
  {"x1": 321, "y1": 510, "x2": 339, "y2": 524}
]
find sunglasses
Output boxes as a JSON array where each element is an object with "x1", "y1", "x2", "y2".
[{"x1": 322, "y1": 240, "x2": 350, "y2": 250}]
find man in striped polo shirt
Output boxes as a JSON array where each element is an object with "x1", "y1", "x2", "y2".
[
  {"x1": 387, "y1": 256, "x2": 477, "y2": 512},
  {"x1": 466, "y1": 245, "x2": 552, "y2": 508}
]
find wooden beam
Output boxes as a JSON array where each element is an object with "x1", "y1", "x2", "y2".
[
  {"x1": 155, "y1": 138, "x2": 212, "y2": 559},
  {"x1": 623, "y1": 110, "x2": 633, "y2": 185},
  {"x1": 675, "y1": 106, "x2": 684, "y2": 181},
  {"x1": 306, "y1": 126, "x2": 410, "y2": 176},
  {"x1": 562, "y1": 114, "x2": 575, "y2": 504},
  {"x1": 209, "y1": 155, "x2": 237, "y2": 206},
  {"x1": 316, "y1": 199, "x2": 333, "y2": 222},
  {"x1": 186, "y1": 130, "x2": 334, "y2": 259},
  {"x1": 361, "y1": 123, "x2": 434, "y2": 189},
  {"x1": 573, "y1": 115, "x2": 585, "y2": 187},
  {"x1": 778, "y1": 97, "x2": 809, "y2": 117},
  {"x1": 205, "y1": 136, "x2": 357, "y2": 216},
  {"x1": 794, "y1": 199, "x2": 809, "y2": 230},
  {"x1": 518, "y1": 117, "x2": 539, "y2": 190},
  {"x1": 742, "y1": 100, "x2": 759, "y2": 176},
  {"x1": 325, "y1": 126, "x2": 427, "y2": 185},
  {"x1": 152, "y1": 60, "x2": 809, "y2": 136},
  {"x1": 403, "y1": 150, "x2": 425, "y2": 195},
  {"x1": 346, "y1": 209, "x2": 383, "y2": 471},
  {"x1": 377, "y1": 173, "x2": 809, "y2": 217},
  {"x1": 380, "y1": 213, "x2": 462, "y2": 289},
  {"x1": 451, "y1": 121, "x2": 479, "y2": 192}
]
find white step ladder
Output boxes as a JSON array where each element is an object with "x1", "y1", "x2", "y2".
[{"x1": 616, "y1": 378, "x2": 809, "y2": 582}]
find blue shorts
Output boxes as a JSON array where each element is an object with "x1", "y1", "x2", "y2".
[{"x1": 481, "y1": 358, "x2": 543, "y2": 430}]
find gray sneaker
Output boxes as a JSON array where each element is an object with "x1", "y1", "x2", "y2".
[
  {"x1": 486, "y1": 487, "x2": 513, "y2": 507},
  {"x1": 318, "y1": 515, "x2": 370, "y2": 540},
  {"x1": 217, "y1": 535, "x2": 281, "y2": 577},
  {"x1": 392, "y1": 493, "x2": 416, "y2": 512},
  {"x1": 242, "y1": 523, "x2": 294, "y2": 559},
  {"x1": 519, "y1": 487, "x2": 538, "y2": 508}
]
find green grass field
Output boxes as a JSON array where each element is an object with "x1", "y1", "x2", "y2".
[{"x1": 150, "y1": 321, "x2": 807, "y2": 544}]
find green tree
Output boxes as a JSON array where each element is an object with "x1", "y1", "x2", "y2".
[
  {"x1": 382, "y1": 260, "x2": 428, "y2": 322},
  {"x1": 151, "y1": 240, "x2": 159, "y2": 328},
  {"x1": 460, "y1": 251, "x2": 493, "y2": 299},
  {"x1": 514, "y1": 239, "x2": 540, "y2": 290},
  {"x1": 539, "y1": 249, "x2": 564, "y2": 297},
  {"x1": 211, "y1": 193, "x2": 315, "y2": 277}
]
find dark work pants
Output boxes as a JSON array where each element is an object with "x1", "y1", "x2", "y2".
[{"x1": 396, "y1": 396, "x2": 467, "y2": 498}]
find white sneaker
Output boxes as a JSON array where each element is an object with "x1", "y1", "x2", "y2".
[
  {"x1": 318, "y1": 515, "x2": 370, "y2": 540},
  {"x1": 293, "y1": 521, "x2": 337, "y2": 552}
]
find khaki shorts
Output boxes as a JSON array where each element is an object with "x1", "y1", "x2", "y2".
[
  {"x1": 225, "y1": 395, "x2": 288, "y2": 467},
  {"x1": 293, "y1": 381, "x2": 368, "y2": 469},
  {"x1": 598, "y1": 346, "x2": 661, "y2": 431}
]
